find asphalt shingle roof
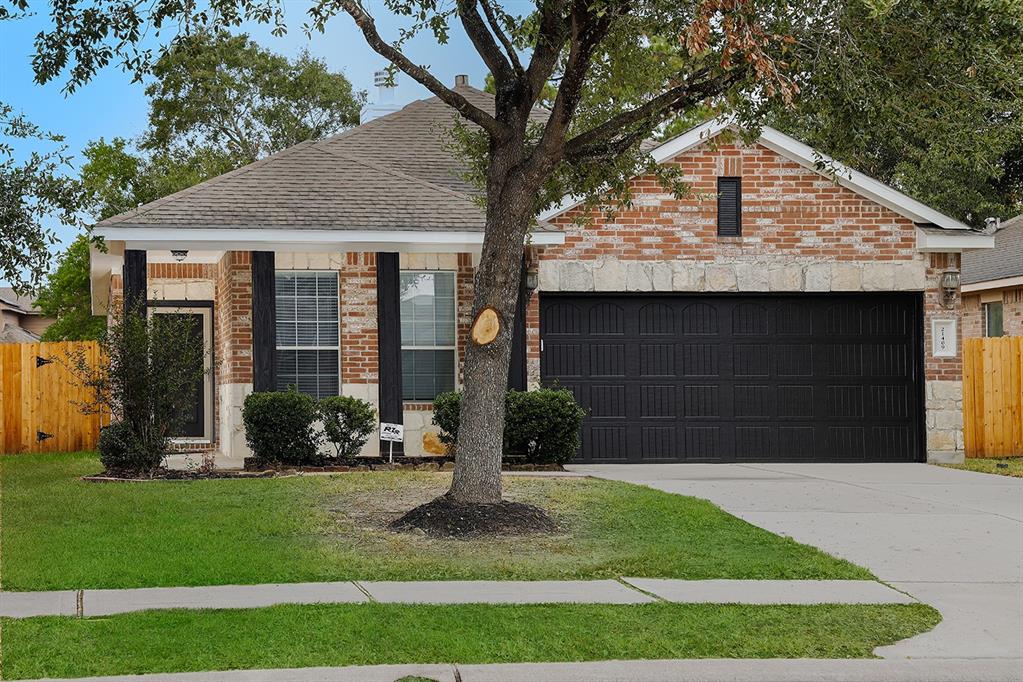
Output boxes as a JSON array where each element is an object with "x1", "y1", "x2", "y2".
[
  {"x1": 98, "y1": 85, "x2": 549, "y2": 233},
  {"x1": 961, "y1": 214, "x2": 1023, "y2": 284}
]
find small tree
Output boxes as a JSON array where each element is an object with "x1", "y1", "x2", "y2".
[
  {"x1": 67, "y1": 304, "x2": 209, "y2": 472},
  {"x1": 319, "y1": 396, "x2": 377, "y2": 459}
]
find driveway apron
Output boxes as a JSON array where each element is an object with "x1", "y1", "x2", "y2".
[{"x1": 569, "y1": 462, "x2": 1023, "y2": 660}]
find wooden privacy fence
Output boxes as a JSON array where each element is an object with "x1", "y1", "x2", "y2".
[
  {"x1": 963, "y1": 336, "x2": 1023, "y2": 458},
  {"x1": 0, "y1": 341, "x2": 106, "y2": 454}
]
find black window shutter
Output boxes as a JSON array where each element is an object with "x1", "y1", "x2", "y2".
[{"x1": 717, "y1": 177, "x2": 742, "y2": 236}]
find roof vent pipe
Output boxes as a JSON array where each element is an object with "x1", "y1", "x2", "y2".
[{"x1": 454, "y1": 74, "x2": 469, "y2": 87}]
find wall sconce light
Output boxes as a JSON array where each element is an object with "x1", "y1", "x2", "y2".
[
  {"x1": 525, "y1": 269, "x2": 539, "y2": 291},
  {"x1": 171, "y1": 250, "x2": 188, "y2": 262},
  {"x1": 940, "y1": 270, "x2": 961, "y2": 309}
]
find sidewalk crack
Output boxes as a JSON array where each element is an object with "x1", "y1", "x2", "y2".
[{"x1": 76, "y1": 589, "x2": 84, "y2": 617}]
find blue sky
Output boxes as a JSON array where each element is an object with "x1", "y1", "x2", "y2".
[{"x1": 0, "y1": 3, "x2": 489, "y2": 286}]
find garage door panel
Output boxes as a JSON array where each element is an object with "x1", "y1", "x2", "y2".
[{"x1": 541, "y1": 293, "x2": 921, "y2": 463}]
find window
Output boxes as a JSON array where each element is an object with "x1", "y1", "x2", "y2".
[
  {"x1": 984, "y1": 301, "x2": 1004, "y2": 337},
  {"x1": 400, "y1": 271, "x2": 456, "y2": 401},
  {"x1": 275, "y1": 271, "x2": 339, "y2": 399},
  {"x1": 717, "y1": 176, "x2": 742, "y2": 236}
]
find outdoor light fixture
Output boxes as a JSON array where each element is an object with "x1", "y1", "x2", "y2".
[
  {"x1": 171, "y1": 250, "x2": 188, "y2": 263},
  {"x1": 525, "y1": 269, "x2": 539, "y2": 291},
  {"x1": 940, "y1": 270, "x2": 961, "y2": 309}
]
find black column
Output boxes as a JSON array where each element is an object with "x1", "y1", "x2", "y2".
[
  {"x1": 251, "y1": 252, "x2": 277, "y2": 393},
  {"x1": 508, "y1": 257, "x2": 529, "y2": 392},
  {"x1": 122, "y1": 249, "x2": 147, "y2": 318},
  {"x1": 376, "y1": 252, "x2": 404, "y2": 454}
]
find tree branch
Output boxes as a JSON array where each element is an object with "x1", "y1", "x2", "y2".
[
  {"x1": 524, "y1": 0, "x2": 571, "y2": 107},
  {"x1": 563, "y1": 67, "x2": 749, "y2": 163},
  {"x1": 480, "y1": 0, "x2": 523, "y2": 73},
  {"x1": 337, "y1": 1, "x2": 506, "y2": 139},
  {"x1": 528, "y1": 1, "x2": 618, "y2": 176},
  {"x1": 457, "y1": 0, "x2": 514, "y2": 84}
]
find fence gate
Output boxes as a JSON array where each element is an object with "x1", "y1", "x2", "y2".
[
  {"x1": 963, "y1": 337, "x2": 1023, "y2": 458},
  {"x1": 0, "y1": 341, "x2": 105, "y2": 454}
]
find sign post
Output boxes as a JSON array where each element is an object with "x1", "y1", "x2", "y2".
[{"x1": 379, "y1": 422, "x2": 404, "y2": 463}]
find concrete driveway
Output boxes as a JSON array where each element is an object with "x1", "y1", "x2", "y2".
[{"x1": 569, "y1": 462, "x2": 1023, "y2": 661}]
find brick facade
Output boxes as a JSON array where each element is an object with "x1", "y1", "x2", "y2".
[{"x1": 132, "y1": 140, "x2": 971, "y2": 462}]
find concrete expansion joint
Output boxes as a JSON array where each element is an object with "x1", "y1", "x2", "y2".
[{"x1": 351, "y1": 581, "x2": 375, "y2": 602}]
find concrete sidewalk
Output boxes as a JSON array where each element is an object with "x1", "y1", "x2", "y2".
[
  {"x1": 0, "y1": 578, "x2": 915, "y2": 618},
  {"x1": 572, "y1": 462, "x2": 1023, "y2": 662},
  {"x1": 22, "y1": 658, "x2": 1023, "y2": 682}
]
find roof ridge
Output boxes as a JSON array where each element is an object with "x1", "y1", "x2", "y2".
[
  {"x1": 311, "y1": 144, "x2": 480, "y2": 205},
  {"x1": 96, "y1": 141, "x2": 320, "y2": 226}
]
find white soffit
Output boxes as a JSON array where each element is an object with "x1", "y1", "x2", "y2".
[{"x1": 540, "y1": 119, "x2": 971, "y2": 232}]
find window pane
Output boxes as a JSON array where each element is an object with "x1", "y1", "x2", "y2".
[
  {"x1": 275, "y1": 271, "x2": 340, "y2": 399},
  {"x1": 985, "y1": 302, "x2": 1004, "y2": 337},
  {"x1": 402, "y1": 349, "x2": 456, "y2": 401}
]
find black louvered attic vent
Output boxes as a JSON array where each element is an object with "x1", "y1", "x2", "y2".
[{"x1": 717, "y1": 177, "x2": 742, "y2": 236}]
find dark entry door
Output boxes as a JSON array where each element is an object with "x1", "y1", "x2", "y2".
[
  {"x1": 160, "y1": 312, "x2": 206, "y2": 438},
  {"x1": 540, "y1": 293, "x2": 923, "y2": 464}
]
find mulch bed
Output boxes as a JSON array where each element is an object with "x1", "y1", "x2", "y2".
[
  {"x1": 82, "y1": 469, "x2": 281, "y2": 482},
  {"x1": 389, "y1": 495, "x2": 560, "y2": 539},
  {"x1": 244, "y1": 457, "x2": 565, "y2": 474},
  {"x1": 82, "y1": 460, "x2": 566, "y2": 482}
]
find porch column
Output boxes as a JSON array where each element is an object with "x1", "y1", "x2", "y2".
[
  {"x1": 251, "y1": 251, "x2": 277, "y2": 392},
  {"x1": 122, "y1": 249, "x2": 147, "y2": 317},
  {"x1": 376, "y1": 252, "x2": 404, "y2": 454}
]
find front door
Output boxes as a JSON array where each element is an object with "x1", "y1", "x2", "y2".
[{"x1": 151, "y1": 305, "x2": 213, "y2": 440}]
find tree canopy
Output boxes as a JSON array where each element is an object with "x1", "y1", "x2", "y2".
[
  {"x1": 142, "y1": 30, "x2": 365, "y2": 164},
  {"x1": 35, "y1": 236, "x2": 106, "y2": 341}
]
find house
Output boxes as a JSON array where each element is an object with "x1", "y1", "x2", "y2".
[
  {"x1": 961, "y1": 214, "x2": 1023, "y2": 337},
  {"x1": 0, "y1": 288, "x2": 54, "y2": 343},
  {"x1": 88, "y1": 77, "x2": 993, "y2": 465}
]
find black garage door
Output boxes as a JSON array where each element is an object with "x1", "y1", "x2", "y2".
[{"x1": 540, "y1": 293, "x2": 923, "y2": 463}]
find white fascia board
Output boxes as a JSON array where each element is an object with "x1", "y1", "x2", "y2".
[
  {"x1": 756, "y1": 127, "x2": 969, "y2": 230},
  {"x1": 94, "y1": 227, "x2": 565, "y2": 250},
  {"x1": 961, "y1": 275, "x2": 1023, "y2": 293},
  {"x1": 536, "y1": 119, "x2": 730, "y2": 222},
  {"x1": 916, "y1": 228, "x2": 994, "y2": 253},
  {"x1": 539, "y1": 118, "x2": 969, "y2": 231}
]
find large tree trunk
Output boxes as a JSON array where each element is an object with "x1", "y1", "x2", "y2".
[{"x1": 447, "y1": 150, "x2": 536, "y2": 504}]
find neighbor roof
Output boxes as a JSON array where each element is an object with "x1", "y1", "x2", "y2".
[
  {"x1": 962, "y1": 214, "x2": 1023, "y2": 285},
  {"x1": 0, "y1": 287, "x2": 40, "y2": 315},
  {"x1": 97, "y1": 85, "x2": 548, "y2": 233}
]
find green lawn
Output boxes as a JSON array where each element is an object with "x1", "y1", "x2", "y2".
[
  {"x1": 940, "y1": 456, "x2": 1023, "y2": 478},
  {"x1": 0, "y1": 452, "x2": 870, "y2": 590},
  {"x1": 1, "y1": 602, "x2": 940, "y2": 680}
]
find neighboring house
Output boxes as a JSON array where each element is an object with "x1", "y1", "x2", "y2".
[
  {"x1": 89, "y1": 78, "x2": 993, "y2": 465},
  {"x1": 0, "y1": 287, "x2": 54, "y2": 343},
  {"x1": 962, "y1": 214, "x2": 1023, "y2": 337}
]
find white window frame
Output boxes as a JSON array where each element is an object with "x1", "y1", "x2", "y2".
[
  {"x1": 983, "y1": 300, "x2": 1004, "y2": 338},
  {"x1": 400, "y1": 269, "x2": 458, "y2": 402},
  {"x1": 274, "y1": 270, "x2": 341, "y2": 399}
]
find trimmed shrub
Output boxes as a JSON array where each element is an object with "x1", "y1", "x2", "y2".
[
  {"x1": 97, "y1": 421, "x2": 142, "y2": 471},
  {"x1": 432, "y1": 388, "x2": 586, "y2": 465},
  {"x1": 432, "y1": 391, "x2": 462, "y2": 446},
  {"x1": 505, "y1": 389, "x2": 586, "y2": 464},
  {"x1": 319, "y1": 395, "x2": 377, "y2": 458},
  {"x1": 242, "y1": 389, "x2": 321, "y2": 465}
]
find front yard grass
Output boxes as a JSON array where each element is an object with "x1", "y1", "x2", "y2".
[
  {"x1": 1, "y1": 452, "x2": 870, "y2": 590},
  {"x1": 2, "y1": 602, "x2": 940, "y2": 679},
  {"x1": 940, "y1": 456, "x2": 1023, "y2": 478}
]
